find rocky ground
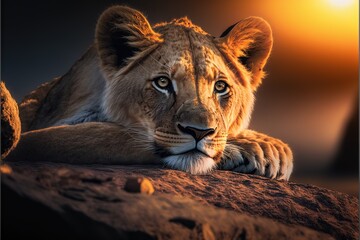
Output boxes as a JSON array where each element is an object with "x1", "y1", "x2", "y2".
[
  {"x1": 2, "y1": 162, "x2": 358, "y2": 240},
  {"x1": 1, "y1": 82, "x2": 21, "y2": 159}
]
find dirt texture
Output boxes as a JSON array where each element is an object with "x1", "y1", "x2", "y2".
[{"x1": 2, "y1": 162, "x2": 358, "y2": 240}]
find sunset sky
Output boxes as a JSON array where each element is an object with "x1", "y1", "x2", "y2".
[{"x1": 2, "y1": 0, "x2": 358, "y2": 174}]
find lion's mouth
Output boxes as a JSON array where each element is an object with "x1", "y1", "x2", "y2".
[
  {"x1": 172, "y1": 149, "x2": 211, "y2": 158},
  {"x1": 154, "y1": 130, "x2": 224, "y2": 174},
  {"x1": 162, "y1": 150, "x2": 216, "y2": 174}
]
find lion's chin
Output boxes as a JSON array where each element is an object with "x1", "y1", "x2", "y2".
[{"x1": 163, "y1": 151, "x2": 216, "y2": 175}]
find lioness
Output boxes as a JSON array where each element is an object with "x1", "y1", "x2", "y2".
[{"x1": 5, "y1": 6, "x2": 293, "y2": 180}]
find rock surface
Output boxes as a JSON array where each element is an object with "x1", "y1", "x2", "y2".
[
  {"x1": 2, "y1": 162, "x2": 358, "y2": 240},
  {"x1": 1, "y1": 82, "x2": 21, "y2": 159},
  {"x1": 124, "y1": 177, "x2": 155, "y2": 195}
]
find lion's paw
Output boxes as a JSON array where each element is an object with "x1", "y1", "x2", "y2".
[{"x1": 220, "y1": 131, "x2": 293, "y2": 180}]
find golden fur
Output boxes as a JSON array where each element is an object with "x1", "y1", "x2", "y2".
[{"x1": 6, "y1": 6, "x2": 293, "y2": 180}]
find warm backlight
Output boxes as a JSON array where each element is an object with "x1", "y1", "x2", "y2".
[
  {"x1": 260, "y1": 0, "x2": 358, "y2": 52},
  {"x1": 329, "y1": 0, "x2": 354, "y2": 8}
]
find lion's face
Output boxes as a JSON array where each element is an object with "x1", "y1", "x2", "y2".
[{"x1": 96, "y1": 7, "x2": 272, "y2": 174}]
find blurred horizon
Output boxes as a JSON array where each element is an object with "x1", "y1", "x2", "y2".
[{"x1": 2, "y1": 0, "x2": 358, "y2": 178}]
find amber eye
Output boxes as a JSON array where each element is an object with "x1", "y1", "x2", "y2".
[
  {"x1": 152, "y1": 76, "x2": 172, "y2": 94},
  {"x1": 214, "y1": 80, "x2": 229, "y2": 95},
  {"x1": 155, "y1": 77, "x2": 170, "y2": 88}
]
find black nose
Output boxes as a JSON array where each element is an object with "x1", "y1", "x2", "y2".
[{"x1": 177, "y1": 124, "x2": 215, "y2": 142}]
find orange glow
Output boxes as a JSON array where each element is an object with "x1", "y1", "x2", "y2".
[
  {"x1": 0, "y1": 164, "x2": 12, "y2": 174},
  {"x1": 259, "y1": 0, "x2": 358, "y2": 53}
]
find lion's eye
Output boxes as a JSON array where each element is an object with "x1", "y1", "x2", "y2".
[
  {"x1": 214, "y1": 80, "x2": 229, "y2": 95},
  {"x1": 152, "y1": 76, "x2": 172, "y2": 94},
  {"x1": 155, "y1": 77, "x2": 169, "y2": 88}
]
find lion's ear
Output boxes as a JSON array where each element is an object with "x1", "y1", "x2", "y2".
[
  {"x1": 218, "y1": 17, "x2": 273, "y2": 89},
  {"x1": 96, "y1": 6, "x2": 163, "y2": 78}
]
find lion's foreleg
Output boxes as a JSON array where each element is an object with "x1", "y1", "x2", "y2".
[{"x1": 5, "y1": 122, "x2": 160, "y2": 165}]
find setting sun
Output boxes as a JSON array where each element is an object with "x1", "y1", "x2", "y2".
[
  {"x1": 329, "y1": 0, "x2": 354, "y2": 8},
  {"x1": 258, "y1": 0, "x2": 358, "y2": 53}
]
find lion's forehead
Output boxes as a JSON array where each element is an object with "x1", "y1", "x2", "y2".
[{"x1": 154, "y1": 25, "x2": 228, "y2": 82}]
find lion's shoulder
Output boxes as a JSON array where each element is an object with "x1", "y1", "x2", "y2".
[
  {"x1": 20, "y1": 46, "x2": 106, "y2": 131},
  {"x1": 19, "y1": 78, "x2": 59, "y2": 132}
]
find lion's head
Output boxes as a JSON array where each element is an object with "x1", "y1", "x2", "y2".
[{"x1": 95, "y1": 6, "x2": 273, "y2": 174}]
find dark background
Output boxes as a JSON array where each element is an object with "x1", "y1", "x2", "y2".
[{"x1": 2, "y1": 0, "x2": 358, "y2": 186}]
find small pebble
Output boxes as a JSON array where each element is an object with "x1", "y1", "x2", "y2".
[
  {"x1": 0, "y1": 164, "x2": 12, "y2": 174},
  {"x1": 124, "y1": 177, "x2": 154, "y2": 195}
]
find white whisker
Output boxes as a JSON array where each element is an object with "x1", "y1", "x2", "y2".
[{"x1": 163, "y1": 154, "x2": 216, "y2": 175}]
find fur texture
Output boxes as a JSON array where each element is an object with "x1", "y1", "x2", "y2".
[{"x1": 6, "y1": 6, "x2": 293, "y2": 180}]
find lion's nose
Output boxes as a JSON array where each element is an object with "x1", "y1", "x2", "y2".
[{"x1": 177, "y1": 124, "x2": 215, "y2": 142}]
